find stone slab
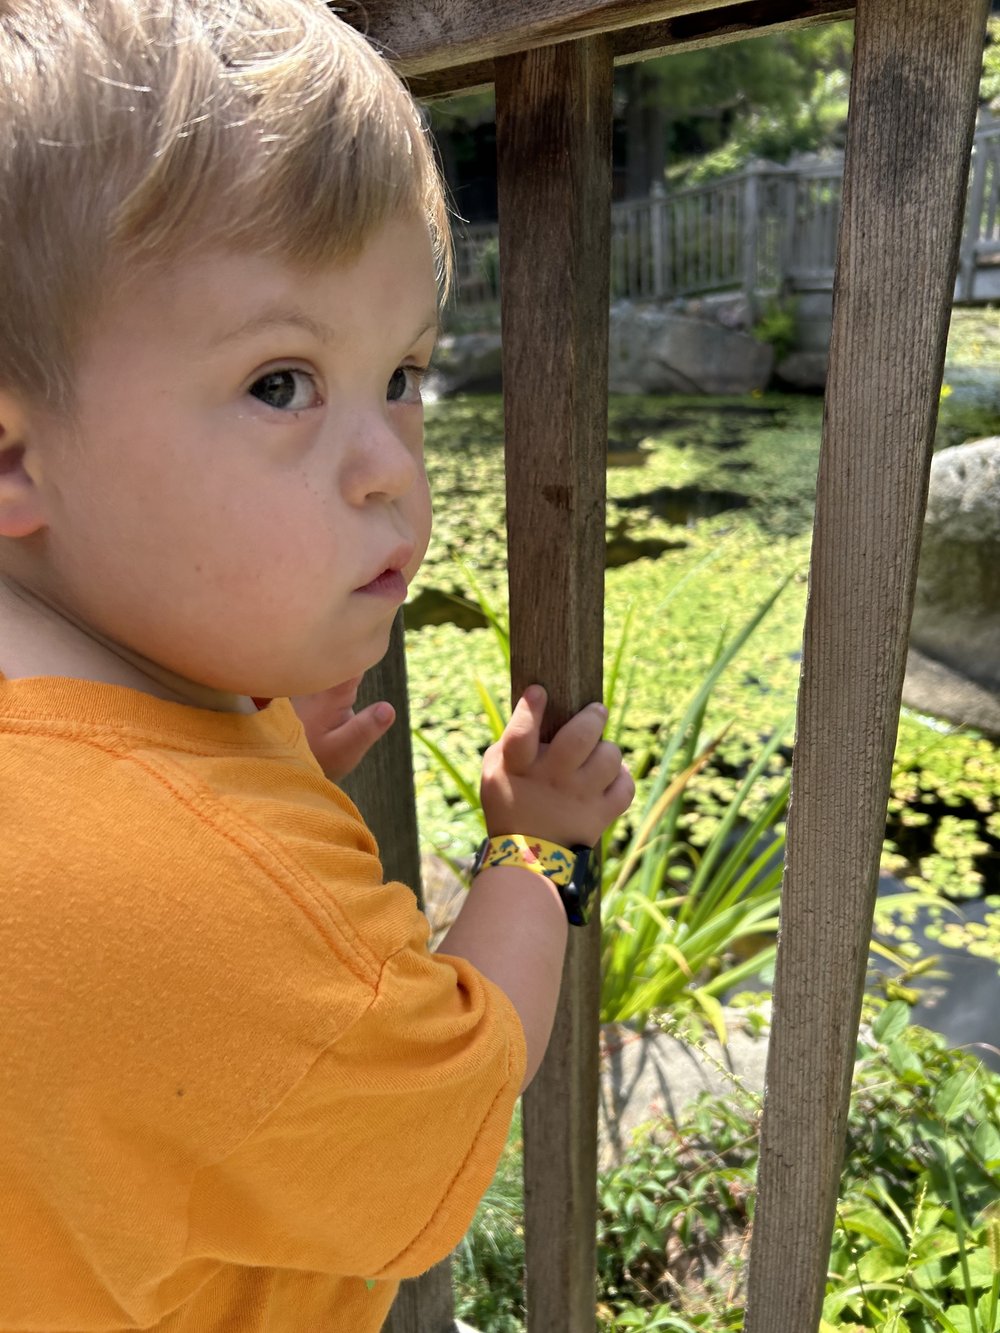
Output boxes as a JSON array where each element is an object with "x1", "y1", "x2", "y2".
[{"x1": 598, "y1": 1013, "x2": 769, "y2": 1173}]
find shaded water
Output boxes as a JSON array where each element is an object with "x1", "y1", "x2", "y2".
[
  {"x1": 878, "y1": 876, "x2": 1000, "y2": 1071},
  {"x1": 617, "y1": 483, "x2": 751, "y2": 526}
]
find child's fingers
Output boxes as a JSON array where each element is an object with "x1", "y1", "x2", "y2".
[
  {"x1": 578, "y1": 738, "x2": 627, "y2": 792},
  {"x1": 544, "y1": 702, "x2": 609, "y2": 773},
  {"x1": 604, "y1": 763, "x2": 636, "y2": 818},
  {"x1": 308, "y1": 701, "x2": 395, "y2": 781},
  {"x1": 498, "y1": 685, "x2": 546, "y2": 772}
]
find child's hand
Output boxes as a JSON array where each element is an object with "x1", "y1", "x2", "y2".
[
  {"x1": 291, "y1": 679, "x2": 395, "y2": 783},
  {"x1": 480, "y1": 685, "x2": 634, "y2": 848}
]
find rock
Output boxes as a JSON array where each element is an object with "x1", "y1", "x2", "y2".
[
  {"x1": 690, "y1": 292, "x2": 753, "y2": 331},
  {"x1": 425, "y1": 331, "x2": 502, "y2": 396},
  {"x1": 940, "y1": 365, "x2": 1000, "y2": 415},
  {"x1": 420, "y1": 853, "x2": 468, "y2": 950},
  {"x1": 905, "y1": 437, "x2": 1000, "y2": 735},
  {"x1": 775, "y1": 350, "x2": 828, "y2": 391},
  {"x1": 598, "y1": 1012, "x2": 769, "y2": 1172},
  {"x1": 431, "y1": 303, "x2": 777, "y2": 398},
  {"x1": 608, "y1": 304, "x2": 774, "y2": 396},
  {"x1": 903, "y1": 648, "x2": 1000, "y2": 739}
]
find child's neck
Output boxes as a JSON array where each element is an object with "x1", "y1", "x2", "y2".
[{"x1": 0, "y1": 575, "x2": 255, "y2": 713}]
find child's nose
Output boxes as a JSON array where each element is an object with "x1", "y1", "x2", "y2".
[{"x1": 342, "y1": 410, "x2": 420, "y2": 504}]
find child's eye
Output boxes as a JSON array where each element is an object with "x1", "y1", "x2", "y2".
[
  {"x1": 387, "y1": 365, "x2": 426, "y2": 405},
  {"x1": 248, "y1": 368, "x2": 318, "y2": 412}
]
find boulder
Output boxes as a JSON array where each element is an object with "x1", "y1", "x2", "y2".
[
  {"x1": 775, "y1": 350, "x2": 828, "y2": 391},
  {"x1": 608, "y1": 304, "x2": 774, "y2": 396},
  {"x1": 939, "y1": 365, "x2": 1000, "y2": 416},
  {"x1": 904, "y1": 437, "x2": 1000, "y2": 736},
  {"x1": 425, "y1": 331, "x2": 502, "y2": 396},
  {"x1": 677, "y1": 292, "x2": 752, "y2": 331},
  {"x1": 431, "y1": 303, "x2": 776, "y2": 398}
]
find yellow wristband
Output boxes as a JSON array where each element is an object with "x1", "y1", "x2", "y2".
[
  {"x1": 472, "y1": 835, "x2": 576, "y2": 884},
  {"x1": 471, "y1": 835, "x2": 596, "y2": 926}
]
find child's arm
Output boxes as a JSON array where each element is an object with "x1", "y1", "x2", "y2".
[{"x1": 438, "y1": 686, "x2": 634, "y2": 1094}]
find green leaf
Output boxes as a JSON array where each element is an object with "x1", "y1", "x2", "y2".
[
  {"x1": 887, "y1": 1038, "x2": 925, "y2": 1083},
  {"x1": 473, "y1": 675, "x2": 505, "y2": 744},
  {"x1": 973, "y1": 1121, "x2": 1000, "y2": 1169},
  {"x1": 950, "y1": 1247, "x2": 998, "y2": 1290},
  {"x1": 412, "y1": 727, "x2": 484, "y2": 826},
  {"x1": 943, "y1": 1306, "x2": 979, "y2": 1333},
  {"x1": 873, "y1": 1000, "x2": 911, "y2": 1044},
  {"x1": 856, "y1": 1247, "x2": 908, "y2": 1283},
  {"x1": 933, "y1": 1070, "x2": 978, "y2": 1123},
  {"x1": 840, "y1": 1206, "x2": 907, "y2": 1254},
  {"x1": 691, "y1": 988, "x2": 729, "y2": 1047}
]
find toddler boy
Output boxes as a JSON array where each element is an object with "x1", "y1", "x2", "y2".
[{"x1": 0, "y1": 2, "x2": 633, "y2": 1329}]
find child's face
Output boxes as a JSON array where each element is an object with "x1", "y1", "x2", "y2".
[{"x1": 17, "y1": 213, "x2": 439, "y2": 701}]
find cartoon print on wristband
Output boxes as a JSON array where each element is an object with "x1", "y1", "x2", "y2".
[{"x1": 475, "y1": 835, "x2": 576, "y2": 881}]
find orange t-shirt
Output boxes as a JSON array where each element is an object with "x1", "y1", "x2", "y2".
[{"x1": 0, "y1": 675, "x2": 526, "y2": 1332}]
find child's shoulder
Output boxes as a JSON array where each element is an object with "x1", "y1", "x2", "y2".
[
  {"x1": 0, "y1": 676, "x2": 427, "y2": 986},
  {"x1": 1, "y1": 674, "x2": 463, "y2": 1182}
]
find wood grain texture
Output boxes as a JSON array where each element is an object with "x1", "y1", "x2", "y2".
[
  {"x1": 350, "y1": 0, "x2": 713, "y2": 76},
  {"x1": 495, "y1": 37, "x2": 613, "y2": 1333},
  {"x1": 610, "y1": 0, "x2": 853, "y2": 68},
  {"x1": 340, "y1": 614, "x2": 456, "y2": 1333},
  {"x1": 340, "y1": 612, "x2": 424, "y2": 902},
  {"x1": 742, "y1": 2, "x2": 988, "y2": 1330},
  {"x1": 404, "y1": 0, "x2": 854, "y2": 100},
  {"x1": 381, "y1": 1260, "x2": 455, "y2": 1333}
]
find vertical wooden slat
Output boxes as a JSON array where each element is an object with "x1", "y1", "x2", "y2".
[
  {"x1": 341, "y1": 613, "x2": 456, "y2": 1333},
  {"x1": 494, "y1": 36, "x2": 613, "y2": 1333},
  {"x1": 743, "y1": 3, "x2": 988, "y2": 1331},
  {"x1": 341, "y1": 613, "x2": 422, "y2": 897}
]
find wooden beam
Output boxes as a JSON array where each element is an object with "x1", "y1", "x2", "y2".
[
  {"x1": 494, "y1": 36, "x2": 613, "y2": 1333},
  {"x1": 742, "y1": 2, "x2": 989, "y2": 1330},
  {"x1": 610, "y1": 0, "x2": 854, "y2": 67},
  {"x1": 405, "y1": 0, "x2": 854, "y2": 100},
  {"x1": 351, "y1": 0, "x2": 719, "y2": 78},
  {"x1": 340, "y1": 614, "x2": 456, "y2": 1333}
]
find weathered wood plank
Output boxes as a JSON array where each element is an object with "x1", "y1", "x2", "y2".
[
  {"x1": 340, "y1": 612, "x2": 423, "y2": 900},
  {"x1": 340, "y1": 614, "x2": 455, "y2": 1333},
  {"x1": 362, "y1": 0, "x2": 854, "y2": 100},
  {"x1": 743, "y1": 3, "x2": 988, "y2": 1330},
  {"x1": 353, "y1": 0, "x2": 719, "y2": 77},
  {"x1": 609, "y1": 0, "x2": 853, "y2": 68},
  {"x1": 494, "y1": 37, "x2": 613, "y2": 1333},
  {"x1": 381, "y1": 1263, "x2": 455, "y2": 1333}
]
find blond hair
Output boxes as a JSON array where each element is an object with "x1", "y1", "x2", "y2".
[{"x1": 0, "y1": 0, "x2": 450, "y2": 409}]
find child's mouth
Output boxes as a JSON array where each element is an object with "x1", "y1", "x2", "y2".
[{"x1": 356, "y1": 569, "x2": 407, "y2": 600}]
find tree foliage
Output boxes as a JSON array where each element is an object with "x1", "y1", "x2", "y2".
[{"x1": 428, "y1": 16, "x2": 1000, "y2": 214}]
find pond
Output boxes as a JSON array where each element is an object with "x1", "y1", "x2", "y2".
[{"x1": 406, "y1": 368, "x2": 1000, "y2": 1057}]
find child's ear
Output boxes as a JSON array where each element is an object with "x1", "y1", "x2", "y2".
[{"x1": 0, "y1": 390, "x2": 47, "y2": 539}]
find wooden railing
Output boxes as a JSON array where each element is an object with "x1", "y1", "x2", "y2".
[
  {"x1": 451, "y1": 117, "x2": 1000, "y2": 314},
  {"x1": 339, "y1": 4, "x2": 989, "y2": 1330},
  {"x1": 959, "y1": 121, "x2": 1000, "y2": 299}
]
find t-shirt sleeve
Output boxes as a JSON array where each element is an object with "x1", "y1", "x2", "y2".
[{"x1": 183, "y1": 940, "x2": 526, "y2": 1280}]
